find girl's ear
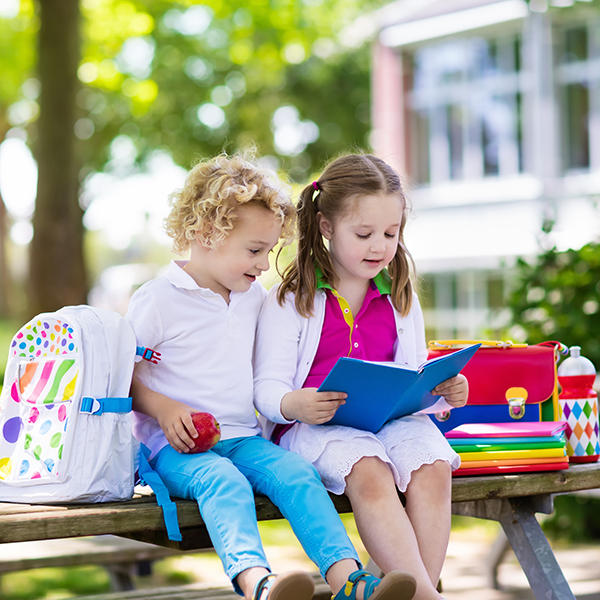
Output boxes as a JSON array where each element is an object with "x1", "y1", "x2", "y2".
[{"x1": 316, "y1": 212, "x2": 333, "y2": 240}]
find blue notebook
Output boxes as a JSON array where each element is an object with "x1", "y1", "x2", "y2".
[{"x1": 318, "y1": 344, "x2": 481, "y2": 433}]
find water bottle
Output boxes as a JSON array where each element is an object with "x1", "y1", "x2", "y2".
[{"x1": 558, "y1": 346, "x2": 599, "y2": 463}]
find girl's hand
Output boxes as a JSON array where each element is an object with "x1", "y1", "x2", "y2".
[
  {"x1": 281, "y1": 388, "x2": 347, "y2": 425},
  {"x1": 433, "y1": 374, "x2": 469, "y2": 408},
  {"x1": 154, "y1": 397, "x2": 199, "y2": 453}
]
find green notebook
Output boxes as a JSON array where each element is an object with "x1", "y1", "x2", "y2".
[{"x1": 448, "y1": 434, "x2": 566, "y2": 446}]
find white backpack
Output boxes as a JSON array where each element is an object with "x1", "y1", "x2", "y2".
[{"x1": 0, "y1": 306, "x2": 145, "y2": 503}]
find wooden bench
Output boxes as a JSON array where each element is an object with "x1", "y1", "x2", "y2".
[
  {"x1": 0, "y1": 534, "x2": 183, "y2": 592},
  {"x1": 2, "y1": 463, "x2": 600, "y2": 600}
]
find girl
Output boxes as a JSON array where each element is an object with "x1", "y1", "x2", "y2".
[{"x1": 254, "y1": 154, "x2": 468, "y2": 600}]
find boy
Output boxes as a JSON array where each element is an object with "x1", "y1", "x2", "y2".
[{"x1": 125, "y1": 153, "x2": 417, "y2": 600}]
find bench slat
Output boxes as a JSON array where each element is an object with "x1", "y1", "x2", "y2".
[
  {"x1": 0, "y1": 493, "x2": 352, "y2": 548},
  {"x1": 450, "y1": 463, "x2": 600, "y2": 503},
  {"x1": 1, "y1": 464, "x2": 599, "y2": 550},
  {"x1": 0, "y1": 535, "x2": 181, "y2": 574}
]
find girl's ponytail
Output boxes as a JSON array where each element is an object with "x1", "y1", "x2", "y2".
[
  {"x1": 278, "y1": 183, "x2": 334, "y2": 317},
  {"x1": 387, "y1": 239, "x2": 414, "y2": 317}
]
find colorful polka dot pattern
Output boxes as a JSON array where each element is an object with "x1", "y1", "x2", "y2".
[
  {"x1": 10, "y1": 319, "x2": 77, "y2": 359},
  {"x1": 0, "y1": 317, "x2": 79, "y2": 483}
]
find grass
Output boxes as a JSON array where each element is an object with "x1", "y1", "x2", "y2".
[{"x1": 0, "y1": 566, "x2": 112, "y2": 600}]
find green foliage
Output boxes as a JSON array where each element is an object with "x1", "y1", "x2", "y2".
[
  {"x1": 507, "y1": 241, "x2": 600, "y2": 368},
  {"x1": 0, "y1": 0, "x2": 383, "y2": 314},
  {"x1": 0, "y1": 0, "x2": 37, "y2": 133},
  {"x1": 543, "y1": 494, "x2": 600, "y2": 543},
  {"x1": 3, "y1": 0, "x2": 382, "y2": 180},
  {"x1": 75, "y1": 0, "x2": 380, "y2": 181},
  {"x1": 527, "y1": 0, "x2": 600, "y2": 7}
]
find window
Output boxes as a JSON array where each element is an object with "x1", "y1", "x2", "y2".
[
  {"x1": 409, "y1": 35, "x2": 523, "y2": 185},
  {"x1": 556, "y1": 25, "x2": 597, "y2": 172}
]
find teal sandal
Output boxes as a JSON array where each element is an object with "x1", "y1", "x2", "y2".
[
  {"x1": 252, "y1": 571, "x2": 315, "y2": 600},
  {"x1": 332, "y1": 569, "x2": 417, "y2": 600}
]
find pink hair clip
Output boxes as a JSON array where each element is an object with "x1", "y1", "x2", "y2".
[{"x1": 312, "y1": 181, "x2": 319, "y2": 191}]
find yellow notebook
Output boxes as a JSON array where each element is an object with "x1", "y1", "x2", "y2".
[{"x1": 459, "y1": 447, "x2": 566, "y2": 462}]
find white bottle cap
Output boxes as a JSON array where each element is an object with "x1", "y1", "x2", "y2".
[{"x1": 558, "y1": 346, "x2": 596, "y2": 376}]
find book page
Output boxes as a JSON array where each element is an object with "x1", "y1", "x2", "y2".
[
  {"x1": 369, "y1": 361, "x2": 416, "y2": 371},
  {"x1": 415, "y1": 396, "x2": 453, "y2": 415}
]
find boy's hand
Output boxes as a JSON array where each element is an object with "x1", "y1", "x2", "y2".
[
  {"x1": 281, "y1": 388, "x2": 347, "y2": 425},
  {"x1": 155, "y1": 397, "x2": 199, "y2": 453},
  {"x1": 433, "y1": 374, "x2": 468, "y2": 408}
]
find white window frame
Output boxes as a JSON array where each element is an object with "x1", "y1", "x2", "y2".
[{"x1": 408, "y1": 33, "x2": 524, "y2": 186}]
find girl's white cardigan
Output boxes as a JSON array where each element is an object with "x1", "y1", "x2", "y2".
[{"x1": 254, "y1": 285, "x2": 450, "y2": 440}]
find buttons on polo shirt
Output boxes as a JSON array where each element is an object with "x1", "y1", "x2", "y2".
[
  {"x1": 344, "y1": 308, "x2": 350, "y2": 314},
  {"x1": 398, "y1": 328, "x2": 404, "y2": 334},
  {"x1": 354, "y1": 342, "x2": 359, "y2": 348}
]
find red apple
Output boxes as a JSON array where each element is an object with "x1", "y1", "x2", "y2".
[{"x1": 189, "y1": 412, "x2": 221, "y2": 453}]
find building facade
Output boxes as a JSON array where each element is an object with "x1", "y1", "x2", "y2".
[{"x1": 371, "y1": 0, "x2": 600, "y2": 341}]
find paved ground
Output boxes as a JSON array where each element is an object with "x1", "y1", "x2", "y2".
[{"x1": 441, "y1": 533, "x2": 600, "y2": 600}]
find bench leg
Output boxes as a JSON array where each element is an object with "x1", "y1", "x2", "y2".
[
  {"x1": 485, "y1": 529, "x2": 510, "y2": 589},
  {"x1": 106, "y1": 563, "x2": 136, "y2": 591},
  {"x1": 453, "y1": 495, "x2": 576, "y2": 600},
  {"x1": 499, "y1": 497, "x2": 575, "y2": 600}
]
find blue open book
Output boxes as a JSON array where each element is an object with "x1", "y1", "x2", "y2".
[{"x1": 317, "y1": 344, "x2": 481, "y2": 433}]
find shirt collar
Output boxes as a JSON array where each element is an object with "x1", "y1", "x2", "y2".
[
  {"x1": 165, "y1": 260, "x2": 221, "y2": 298},
  {"x1": 315, "y1": 266, "x2": 392, "y2": 295},
  {"x1": 165, "y1": 260, "x2": 198, "y2": 290}
]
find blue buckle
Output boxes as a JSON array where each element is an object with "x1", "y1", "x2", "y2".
[{"x1": 81, "y1": 396, "x2": 103, "y2": 415}]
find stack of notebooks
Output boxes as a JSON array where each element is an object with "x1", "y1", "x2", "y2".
[{"x1": 446, "y1": 421, "x2": 569, "y2": 476}]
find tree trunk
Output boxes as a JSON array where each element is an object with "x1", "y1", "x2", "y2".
[{"x1": 29, "y1": 0, "x2": 87, "y2": 316}]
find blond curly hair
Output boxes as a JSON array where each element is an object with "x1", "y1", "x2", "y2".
[{"x1": 164, "y1": 153, "x2": 296, "y2": 254}]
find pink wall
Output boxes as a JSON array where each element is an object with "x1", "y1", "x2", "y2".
[{"x1": 371, "y1": 42, "x2": 408, "y2": 177}]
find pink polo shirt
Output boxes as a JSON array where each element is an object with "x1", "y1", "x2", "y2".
[
  {"x1": 271, "y1": 275, "x2": 397, "y2": 444},
  {"x1": 303, "y1": 282, "x2": 397, "y2": 389}
]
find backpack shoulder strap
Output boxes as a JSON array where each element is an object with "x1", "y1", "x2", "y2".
[{"x1": 137, "y1": 445, "x2": 182, "y2": 542}]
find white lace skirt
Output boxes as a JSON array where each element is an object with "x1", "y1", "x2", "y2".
[{"x1": 279, "y1": 414, "x2": 461, "y2": 495}]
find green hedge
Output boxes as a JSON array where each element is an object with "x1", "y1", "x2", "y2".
[
  {"x1": 507, "y1": 241, "x2": 600, "y2": 368},
  {"x1": 543, "y1": 493, "x2": 600, "y2": 542}
]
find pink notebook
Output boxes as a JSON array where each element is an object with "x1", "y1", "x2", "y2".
[
  {"x1": 453, "y1": 461, "x2": 569, "y2": 476},
  {"x1": 445, "y1": 421, "x2": 567, "y2": 439}
]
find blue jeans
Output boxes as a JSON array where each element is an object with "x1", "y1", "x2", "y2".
[{"x1": 151, "y1": 435, "x2": 359, "y2": 594}]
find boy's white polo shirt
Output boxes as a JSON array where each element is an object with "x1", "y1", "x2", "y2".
[{"x1": 126, "y1": 260, "x2": 264, "y2": 458}]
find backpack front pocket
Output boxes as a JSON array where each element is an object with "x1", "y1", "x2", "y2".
[{"x1": 0, "y1": 356, "x2": 80, "y2": 484}]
